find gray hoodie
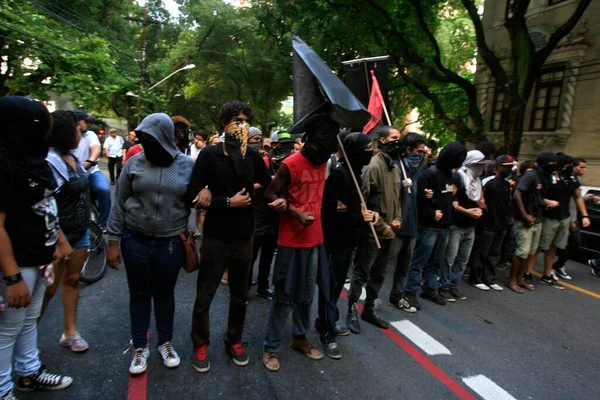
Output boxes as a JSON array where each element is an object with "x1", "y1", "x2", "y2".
[{"x1": 107, "y1": 113, "x2": 194, "y2": 240}]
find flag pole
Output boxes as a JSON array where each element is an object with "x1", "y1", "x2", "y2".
[
  {"x1": 336, "y1": 134, "x2": 381, "y2": 249},
  {"x1": 374, "y1": 71, "x2": 411, "y2": 193}
]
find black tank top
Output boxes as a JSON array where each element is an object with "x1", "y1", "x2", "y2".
[{"x1": 55, "y1": 158, "x2": 91, "y2": 235}]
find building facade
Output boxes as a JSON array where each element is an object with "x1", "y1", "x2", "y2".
[{"x1": 477, "y1": 0, "x2": 600, "y2": 184}]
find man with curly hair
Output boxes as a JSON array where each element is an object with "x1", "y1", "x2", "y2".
[{"x1": 186, "y1": 101, "x2": 271, "y2": 373}]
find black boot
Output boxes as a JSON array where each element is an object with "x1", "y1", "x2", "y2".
[
  {"x1": 346, "y1": 302, "x2": 361, "y2": 334},
  {"x1": 361, "y1": 299, "x2": 389, "y2": 329}
]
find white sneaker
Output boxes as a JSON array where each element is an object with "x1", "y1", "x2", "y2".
[
  {"x1": 556, "y1": 267, "x2": 572, "y2": 280},
  {"x1": 474, "y1": 283, "x2": 490, "y2": 291},
  {"x1": 129, "y1": 348, "x2": 150, "y2": 375},
  {"x1": 489, "y1": 284, "x2": 504, "y2": 291},
  {"x1": 550, "y1": 270, "x2": 560, "y2": 281},
  {"x1": 158, "y1": 342, "x2": 180, "y2": 368}
]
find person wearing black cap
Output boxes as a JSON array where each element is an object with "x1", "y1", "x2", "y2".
[
  {"x1": 535, "y1": 154, "x2": 590, "y2": 289},
  {"x1": 0, "y1": 96, "x2": 73, "y2": 395},
  {"x1": 262, "y1": 113, "x2": 338, "y2": 372},
  {"x1": 403, "y1": 142, "x2": 467, "y2": 310},
  {"x1": 469, "y1": 155, "x2": 516, "y2": 291},
  {"x1": 509, "y1": 153, "x2": 558, "y2": 293},
  {"x1": 317, "y1": 132, "x2": 378, "y2": 358},
  {"x1": 72, "y1": 109, "x2": 112, "y2": 230}
]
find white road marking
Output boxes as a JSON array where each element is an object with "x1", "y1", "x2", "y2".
[
  {"x1": 343, "y1": 283, "x2": 366, "y2": 300},
  {"x1": 390, "y1": 320, "x2": 452, "y2": 356},
  {"x1": 462, "y1": 375, "x2": 517, "y2": 400}
]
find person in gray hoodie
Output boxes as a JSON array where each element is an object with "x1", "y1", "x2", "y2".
[{"x1": 107, "y1": 113, "x2": 194, "y2": 376}]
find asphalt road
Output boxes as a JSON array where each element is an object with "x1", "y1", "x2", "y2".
[
  {"x1": 20, "y1": 162, "x2": 600, "y2": 400},
  {"x1": 20, "y1": 247, "x2": 600, "y2": 400}
]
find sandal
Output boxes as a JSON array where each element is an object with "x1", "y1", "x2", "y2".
[{"x1": 506, "y1": 281, "x2": 524, "y2": 294}]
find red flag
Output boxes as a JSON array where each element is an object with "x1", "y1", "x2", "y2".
[{"x1": 363, "y1": 71, "x2": 383, "y2": 134}]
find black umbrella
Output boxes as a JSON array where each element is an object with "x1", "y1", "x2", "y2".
[{"x1": 290, "y1": 35, "x2": 370, "y2": 132}]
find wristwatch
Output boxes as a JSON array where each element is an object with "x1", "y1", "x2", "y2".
[
  {"x1": 85, "y1": 159, "x2": 98, "y2": 166},
  {"x1": 3, "y1": 272, "x2": 23, "y2": 286}
]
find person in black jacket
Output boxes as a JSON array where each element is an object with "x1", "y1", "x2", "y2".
[
  {"x1": 316, "y1": 133, "x2": 378, "y2": 359},
  {"x1": 403, "y1": 142, "x2": 466, "y2": 311}
]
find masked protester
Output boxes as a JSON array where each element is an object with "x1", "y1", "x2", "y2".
[
  {"x1": 248, "y1": 127, "x2": 263, "y2": 152},
  {"x1": 262, "y1": 113, "x2": 338, "y2": 372},
  {"x1": 347, "y1": 126, "x2": 403, "y2": 332},
  {"x1": 185, "y1": 101, "x2": 271, "y2": 373},
  {"x1": 470, "y1": 155, "x2": 517, "y2": 291},
  {"x1": 533, "y1": 153, "x2": 591, "y2": 289},
  {"x1": 249, "y1": 131, "x2": 294, "y2": 300},
  {"x1": 107, "y1": 113, "x2": 194, "y2": 376},
  {"x1": 508, "y1": 152, "x2": 556, "y2": 293},
  {"x1": 387, "y1": 132, "x2": 427, "y2": 313},
  {"x1": 172, "y1": 115, "x2": 191, "y2": 155},
  {"x1": 316, "y1": 132, "x2": 379, "y2": 358},
  {"x1": 439, "y1": 150, "x2": 486, "y2": 302},
  {"x1": 403, "y1": 141, "x2": 467, "y2": 310},
  {"x1": 269, "y1": 131, "x2": 295, "y2": 174},
  {"x1": 0, "y1": 96, "x2": 73, "y2": 395}
]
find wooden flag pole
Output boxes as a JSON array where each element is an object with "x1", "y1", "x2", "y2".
[{"x1": 336, "y1": 134, "x2": 381, "y2": 249}]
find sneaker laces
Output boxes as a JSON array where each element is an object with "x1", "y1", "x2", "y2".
[
  {"x1": 161, "y1": 342, "x2": 175, "y2": 359},
  {"x1": 133, "y1": 349, "x2": 146, "y2": 366},
  {"x1": 195, "y1": 345, "x2": 208, "y2": 360},
  {"x1": 36, "y1": 369, "x2": 63, "y2": 386},
  {"x1": 326, "y1": 342, "x2": 338, "y2": 352},
  {"x1": 371, "y1": 299, "x2": 383, "y2": 319},
  {"x1": 348, "y1": 303, "x2": 358, "y2": 322},
  {"x1": 298, "y1": 338, "x2": 315, "y2": 352},
  {"x1": 399, "y1": 298, "x2": 412, "y2": 309},
  {"x1": 230, "y1": 343, "x2": 245, "y2": 356}
]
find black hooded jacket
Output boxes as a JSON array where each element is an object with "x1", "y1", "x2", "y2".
[{"x1": 417, "y1": 142, "x2": 467, "y2": 229}]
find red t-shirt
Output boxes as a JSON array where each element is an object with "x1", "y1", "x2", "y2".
[
  {"x1": 125, "y1": 144, "x2": 143, "y2": 163},
  {"x1": 278, "y1": 152, "x2": 326, "y2": 248}
]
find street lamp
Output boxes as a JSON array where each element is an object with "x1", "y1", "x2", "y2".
[{"x1": 148, "y1": 64, "x2": 195, "y2": 91}]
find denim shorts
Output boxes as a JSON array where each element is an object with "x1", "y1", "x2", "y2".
[{"x1": 66, "y1": 230, "x2": 90, "y2": 249}]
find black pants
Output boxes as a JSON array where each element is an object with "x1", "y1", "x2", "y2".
[
  {"x1": 469, "y1": 229, "x2": 506, "y2": 286},
  {"x1": 389, "y1": 236, "x2": 416, "y2": 302},
  {"x1": 349, "y1": 236, "x2": 392, "y2": 303},
  {"x1": 316, "y1": 248, "x2": 354, "y2": 342},
  {"x1": 121, "y1": 231, "x2": 184, "y2": 348},
  {"x1": 191, "y1": 237, "x2": 253, "y2": 348},
  {"x1": 108, "y1": 156, "x2": 123, "y2": 183},
  {"x1": 249, "y1": 231, "x2": 277, "y2": 291},
  {"x1": 554, "y1": 226, "x2": 581, "y2": 269}
]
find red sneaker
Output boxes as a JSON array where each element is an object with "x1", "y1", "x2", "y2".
[
  {"x1": 192, "y1": 344, "x2": 210, "y2": 373},
  {"x1": 226, "y1": 342, "x2": 249, "y2": 366}
]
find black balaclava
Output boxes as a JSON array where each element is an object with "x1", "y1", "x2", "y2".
[
  {"x1": 300, "y1": 113, "x2": 340, "y2": 165},
  {"x1": 556, "y1": 153, "x2": 574, "y2": 178},
  {"x1": 343, "y1": 132, "x2": 373, "y2": 179},
  {"x1": 435, "y1": 141, "x2": 467, "y2": 173},
  {"x1": 270, "y1": 142, "x2": 294, "y2": 173},
  {"x1": 536, "y1": 152, "x2": 557, "y2": 176},
  {"x1": 0, "y1": 96, "x2": 54, "y2": 189}
]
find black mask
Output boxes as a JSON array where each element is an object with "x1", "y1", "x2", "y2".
[
  {"x1": 139, "y1": 135, "x2": 174, "y2": 167},
  {"x1": 379, "y1": 140, "x2": 402, "y2": 160},
  {"x1": 301, "y1": 142, "x2": 332, "y2": 165}
]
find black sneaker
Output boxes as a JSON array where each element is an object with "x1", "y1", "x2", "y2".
[
  {"x1": 226, "y1": 342, "x2": 249, "y2": 366},
  {"x1": 524, "y1": 272, "x2": 533, "y2": 283},
  {"x1": 256, "y1": 288, "x2": 274, "y2": 300},
  {"x1": 438, "y1": 289, "x2": 456, "y2": 303},
  {"x1": 540, "y1": 275, "x2": 564, "y2": 290},
  {"x1": 403, "y1": 292, "x2": 421, "y2": 310},
  {"x1": 589, "y1": 260, "x2": 600, "y2": 277},
  {"x1": 335, "y1": 325, "x2": 350, "y2": 336},
  {"x1": 346, "y1": 302, "x2": 361, "y2": 334},
  {"x1": 16, "y1": 366, "x2": 73, "y2": 392},
  {"x1": 320, "y1": 339, "x2": 342, "y2": 360},
  {"x1": 361, "y1": 299, "x2": 390, "y2": 329},
  {"x1": 388, "y1": 297, "x2": 417, "y2": 313},
  {"x1": 450, "y1": 287, "x2": 467, "y2": 300},
  {"x1": 420, "y1": 290, "x2": 447, "y2": 305}
]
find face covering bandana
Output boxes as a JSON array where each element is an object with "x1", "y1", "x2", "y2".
[
  {"x1": 249, "y1": 142, "x2": 262, "y2": 152},
  {"x1": 403, "y1": 152, "x2": 424, "y2": 171},
  {"x1": 224, "y1": 121, "x2": 250, "y2": 157},
  {"x1": 379, "y1": 140, "x2": 402, "y2": 161}
]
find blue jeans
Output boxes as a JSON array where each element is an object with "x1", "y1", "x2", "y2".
[
  {"x1": 405, "y1": 228, "x2": 449, "y2": 294},
  {"x1": 439, "y1": 226, "x2": 476, "y2": 291},
  {"x1": 89, "y1": 170, "x2": 111, "y2": 227},
  {"x1": 0, "y1": 268, "x2": 45, "y2": 396},
  {"x1": 263, "y1": 246, "x2": 319, "y2": 354},
  {"x1": 121, "y1": 231, "x2": 184, "y2": 348}
]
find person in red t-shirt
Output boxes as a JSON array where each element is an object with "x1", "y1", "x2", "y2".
[
  {"x1": 262, "y1": 113, "x2": 339, "y2": 372},
  {"x1": 125, "y1": 143, "x2": 143, "y2": 163}
]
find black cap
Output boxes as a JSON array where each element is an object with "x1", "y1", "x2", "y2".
[{"x1": 72, "y1": 109, "x2": 94, "y2": 122}]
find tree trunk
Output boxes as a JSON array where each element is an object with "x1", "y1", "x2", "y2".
[{"x1": 504, "y1": 102, "x2": 526, "y2": 158}]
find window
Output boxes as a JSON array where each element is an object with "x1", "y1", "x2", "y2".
[
  {"x1": 548, "y1": 0, "x2": 568, "y2": 5},
  {"x1": 530, "y1": 67, "x2": 565, "y2": 132},
  {"x1": 490, "y1": 85, "x2": 506, "y2": 132}
]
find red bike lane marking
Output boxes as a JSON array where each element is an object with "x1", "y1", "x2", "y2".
[
  {"x1": 341, "y1": 291, "x2": 477, "y2": 400},
  {"x1": 127, "y1": 330, "x2": 150, "y2": 400}
]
